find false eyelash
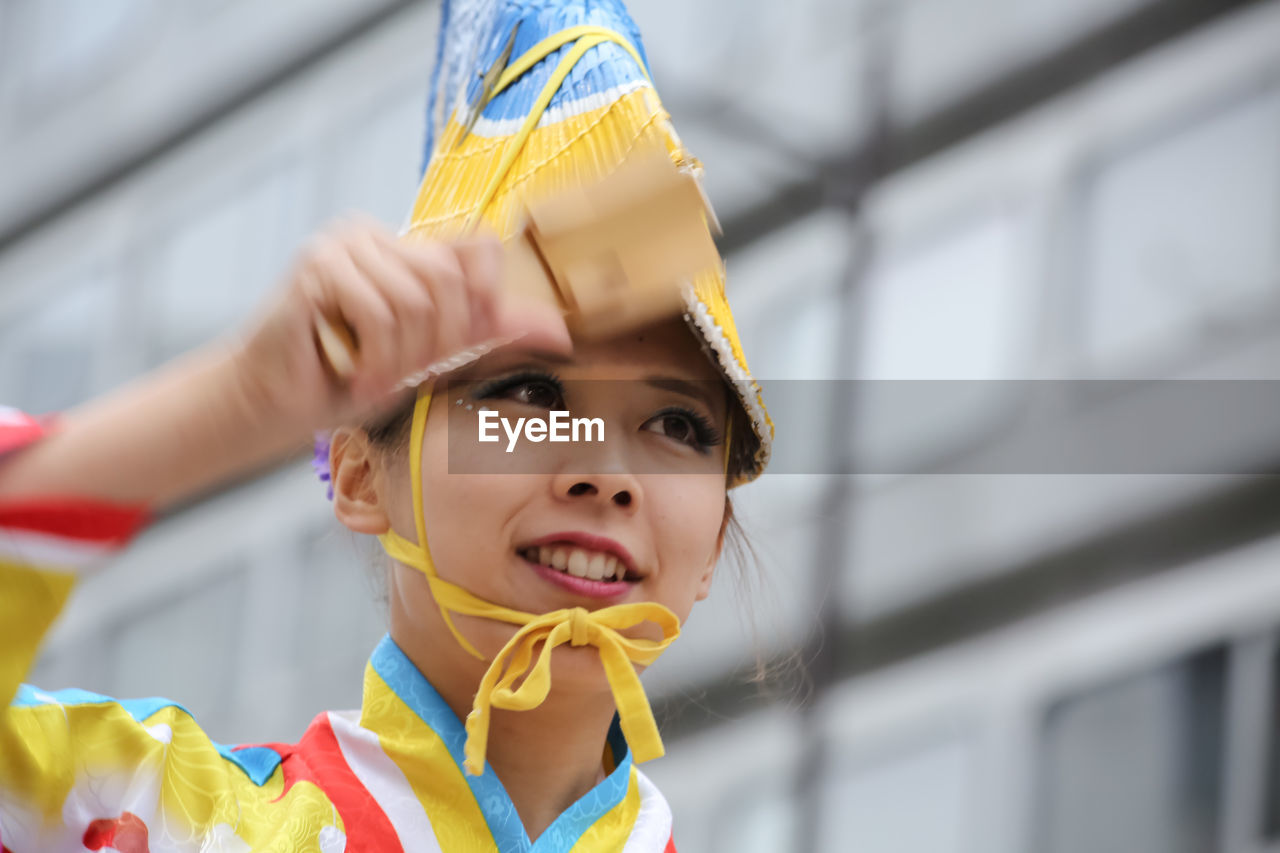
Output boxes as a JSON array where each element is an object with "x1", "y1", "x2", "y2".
[
  {"x1": 472, "y1": 368, "x2": 566, "y2": 405},
  {"x1": 651, "y1": 406, "x2": 722, "y2": 452}
]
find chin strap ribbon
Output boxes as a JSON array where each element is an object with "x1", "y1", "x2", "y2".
[{"x1": 378, "y1": 384, "x2": 680, "y2": 775}]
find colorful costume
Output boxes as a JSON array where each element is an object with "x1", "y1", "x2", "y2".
[
  {"x1": 1, "y1": 413, "x2": 681, "y2": 853},
  {"x1": 0, "y1": 0, "x2": 773, "y2": 850}
]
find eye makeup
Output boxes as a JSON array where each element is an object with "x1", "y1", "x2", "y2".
[
  {"x1": 644, "y1": 406, "x2": 722, "y2": 454},
  {"x1": 465, "y1": 366, "x2": 724, "y2": 454},
  {"x1": 471, "y1": 368, "x2": 567, "y2": 410}
]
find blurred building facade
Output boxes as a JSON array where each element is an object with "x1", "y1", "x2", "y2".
[{"x1": 2, "y1": 1, "x2": 1279, "y2": 851}]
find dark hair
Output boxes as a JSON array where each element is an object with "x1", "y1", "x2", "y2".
[
  {"x1": 365, "y1": 393, "x2": 417, "y2": 454},
  {"x1": 718, "y1": 499, "x2": 808, "y2": 698}
]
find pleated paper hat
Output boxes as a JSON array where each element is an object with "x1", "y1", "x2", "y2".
[{"x1": 404, "y1": 0, "x2": 772, "y2": 484}]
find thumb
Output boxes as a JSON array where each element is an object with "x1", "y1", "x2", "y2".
[{"x1": 452, "y1": 236, "x2": 572, "y2": 355}]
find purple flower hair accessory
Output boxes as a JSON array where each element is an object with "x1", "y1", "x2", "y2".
[{"x1": 312, "y1": 431, "x2": 334, "y2": 501}]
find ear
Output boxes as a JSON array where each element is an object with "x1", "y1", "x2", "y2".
[
  {"x1": 330, "y1": 427, "x2": 392, "y2": 535},
  {"x1": 695, "y1": 499, "x2": 731, "y2": 601}
]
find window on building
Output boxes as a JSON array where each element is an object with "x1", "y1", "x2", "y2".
[
  {"x1": 1038, "y1": 646, "x2": 1226, "y2": 853},
  {"x1": 855, "y1": 210, "x2": 1034, "y2": 475},
  {"x1": 7, "y1": 0, "x2": 149, "y2": 113},
  {"x1": 728, "y1": 211, "x2": 847, "y2": 478},
  {"x1": 890, "y1": 0, "x2": 1155, "y2": 123},
  {"x1": 147, "y1": 163, "x2": 309, "y2": 364},
  {"x1": 712, "y1": 782, "x2": 798, "y2": 853},
  {"x1": 289, "y1": 525, "x2": 388, "y2": 720},
  {"x1": 0, "y1": 271, "x2": 119, "y2": 414},
  {"x1": 634, "y1": 0, "x2": 867, "y2": 156},
  {"x1": 1081, "y1": 89, "x2": 1280, "y2": 373},
  {"x1": 324, "y1": 84, "x2": 428, "y2": 225},
  {"x1": 817, "y1": 733, "x2": 975, "y2": 853},
  {"x1": 1261, "y1": 643, "x2": 1280, "y2": 841}
]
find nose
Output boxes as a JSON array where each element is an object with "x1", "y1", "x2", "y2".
[{"x1": 552, "y1": 470, "x2": 641, "y2": 511}]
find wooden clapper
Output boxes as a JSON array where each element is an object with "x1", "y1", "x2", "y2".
[{"x1": 315, "y1": 146, "x2": 723, "y2": 381}]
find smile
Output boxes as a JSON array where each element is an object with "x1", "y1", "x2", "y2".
[{"x1": 516, "y1": 545, "x2": 631, "y2": 582}]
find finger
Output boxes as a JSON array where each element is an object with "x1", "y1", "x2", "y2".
[
  {"x1": 347, "y1": 229, "x2": 437, "y2": 383},
  {"x1": 390, "y1": 240, "x2": 472, "y2": 361},
  {"x1": 453, "y1": 236, "x2": 504, "y2": 343},
  {"x1": 313, "y1": 310, "x2": 358, "y2": 380},
  {"x1": 377, "y1": 229, "x2": 570, "y2": 359},
  {"x1": 311, "y1": 238, "x2": 398, "y2": 400}
]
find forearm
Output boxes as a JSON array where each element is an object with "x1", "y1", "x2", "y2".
[
  {"x1": 0, "y1": 338, "x2": 307, "y2": 512},
  {"x1": 0, "y1": 223, "x2": 568, "y2": 513}
]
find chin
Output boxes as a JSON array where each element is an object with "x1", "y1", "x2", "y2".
[
  {"x1": 546, "y1": 645, "x2": 619, "y2": 695},
  {"x1": 452, "y1": 616, "x2": 621, "y2": 684}
]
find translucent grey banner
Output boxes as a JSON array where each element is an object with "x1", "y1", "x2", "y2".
[{"x1": 444, "y1": 380, "x2": 1280, "y2": 475}]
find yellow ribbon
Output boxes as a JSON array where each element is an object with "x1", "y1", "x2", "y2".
[
  {"x1": 378, "y1": 385, "x2": 681, "y2": 776},
  {"x1": 458, "y1": 25, "x2": 654, "y2": 233}
]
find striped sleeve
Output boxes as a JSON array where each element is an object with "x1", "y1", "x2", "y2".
[{"x1": 0, "y1": 407, "x2": 150, "y2": 705}]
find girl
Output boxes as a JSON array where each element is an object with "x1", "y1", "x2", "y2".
[{"x1": 0, "y1": 0, "x2": 771, "y2": 850}]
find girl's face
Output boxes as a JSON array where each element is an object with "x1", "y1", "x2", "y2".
[{"x1": 381, "y1": 317, "x2": 731, "y2": 688}]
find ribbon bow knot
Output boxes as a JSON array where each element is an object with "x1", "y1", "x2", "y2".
[
  {"x1": 569, "y1": 607, "x2": 590, "y2": 646},
  {"x1": 459, "y1": 601, "x2": 679, "y2": 776}
]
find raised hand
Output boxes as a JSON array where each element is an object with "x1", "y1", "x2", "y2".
[{"x1": 231, "y1": 219, "x2": 572, "y2": 436}]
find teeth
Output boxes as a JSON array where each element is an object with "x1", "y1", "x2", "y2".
[
  {"x1": 523, "y1": 545, "x2": 627, "y2": 582},
  {"x1": 587, "y1": 553, "x2": 606, "y2": 580}
]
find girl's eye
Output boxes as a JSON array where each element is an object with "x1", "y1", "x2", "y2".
[
  {"x1": 643, "y1": 407, "x2": 720, "y2": 452},
  {"x1": 649, "y1": 414, "x2": 694, "y2": 443},
  {"x1": 474, "y1": 371, "x2": 565, "y2": 409},
  {"x1": 508, "y1": 380, "x2": 562, "y2": 409}
]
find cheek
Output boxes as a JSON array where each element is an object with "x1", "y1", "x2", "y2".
[
  {"x1": 417, "y1": 421, "x2": 533, "y2": 589},
  {"x1": 650, "y1": 478, "x2": 725, "y2": 610}
]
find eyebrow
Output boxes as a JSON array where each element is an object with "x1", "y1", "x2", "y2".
[
  {"x1": 643, "y1": 376, "x2": 723, "y2": 413},
  {"x1": 464, "y1": 351, "x2": 573, "y2": 377},
  {"x1": 507, "y1": 349, "x2": 574, "y2": 365},
  {"x1": 463, "y1": 355, "x2": 725, "y2": 413}
]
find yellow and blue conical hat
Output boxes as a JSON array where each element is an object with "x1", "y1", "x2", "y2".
[{"x1": 405, "y1": 0, "x2": 772, "y2": 484}]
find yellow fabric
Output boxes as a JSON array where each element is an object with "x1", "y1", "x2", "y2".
[
  {"x1": 0, "y1": 698, "x2": 333, "y2": 851},
  {"x1": 377, "y1": 385, "x2": 681, "y2": 776},
  {"x1": 0, "y1": 541, "x2": 336, "y2": 849},
  {"x1": 490, "y1": 26, "x2": 650, "y2": 99},
  {"x1": 569, "y1": 768, "x2": 642, "y2": 852},
  {"x1": 462, "y1": 27, "x2": 649, "y2": 233},
  {"x1": 1, "y1": 571, "x2": 654, "y2": 851},
  {"x1": 463, "y1": 602, "x2": 678, "y2": 778},
  {"x1": 406, "y1": 87, "x2": 667, "y2": 241},
  {"x1": 0, "y1": 560, "x2": 74, "y2": 709},
  {"x1": 360, "y1": 664, "x2": 502, "y2": 852}
]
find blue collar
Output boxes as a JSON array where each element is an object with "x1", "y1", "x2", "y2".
[{"x1": 368, "y1": 634, "x2": 634, "y2": 852}]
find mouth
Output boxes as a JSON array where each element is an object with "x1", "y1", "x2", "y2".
[{"x1": 515, "y1": 533, "x2": 642, "y2": 584}]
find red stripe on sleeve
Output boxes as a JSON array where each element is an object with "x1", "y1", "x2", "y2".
[
  {"x1": 666, "y1": 833, "x2": 678, "y2": 853},
  {"x1": 0, "y1": 498, "x2": 150, "y2": 545},
  {"x1": 257, "y1": 715, "x2": 401, "y2": 852}
]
